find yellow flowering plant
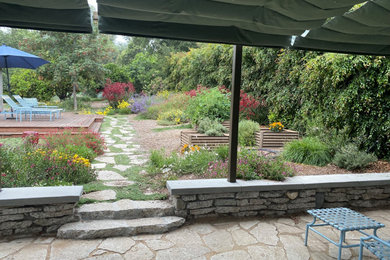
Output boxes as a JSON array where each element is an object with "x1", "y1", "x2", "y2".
[
  {"x1": 180, "y1": 144, "x2": 201, "y2": 154},
  {"x1": 269, "y1": 122, "x2": 284, "y2": 132}
]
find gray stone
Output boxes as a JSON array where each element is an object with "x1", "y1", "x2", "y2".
[
  {"x1": 187, "y1": 200, "x2": 213, "y2": 209},
  {"x1": 280, "y1": 235, "x2": 310, "y2": 260},
  {"x1": 172, "y1": 197, "x2": 186, "y2": 210},
  {"x1": 268, "y1": 204, "x2": 288, "y2": 211},
  {"x1": 91, "y1": 163, "x2": 106, "y2": 169},
  {"x1": 268, "y1": 198, "x2": 290, "y2": 204},
  {"x1": 1, "y1": 207, "x2": 39, "y2": 215},
  {"x1": 113, "y1": 165, "x2": 132, "y2": 171},
  {"x1": 174, "y1": 210, "x2": 188, "y2": 218},
  {"x1": 300, "y1": 190, "x2": 316, "y2": 197},
  {"x1": 363, "y1": 193, "x2": 390, "y2": 200},
  {"x1": 275, "y1": 223, "x2": 303, "y2": 234},
  {"x1": 249, "y1": 222, "x2": 278, "y2": 246},
  {"x1": 291, "y1": 197, "x2": 316, "y2": 204},
  {"x1": 249, "y1": 198, "x2": 266, "y2": 204},
  {"x1": 104, "y1": 180, "x2": 135, "y2": 187},
  {"x1": 240, "y1": 205, "x2": 267, "y2": 211},
  {"x1": 347, "y1": 189, "x2": 366, "y2": 195},
  {"x1": 30, "y1": 209, "x2": 73, "y2": 218},
  {"x1": 215, "y1": 207, "x2": 240, "y2": 214},
  {"x1": 155, "y1": 245, "x2": 210, "y2": 260},
  {"x1": 231, "y1": 229, "x2": 257, "y2": 246},
  {"x1": 189, "y1": 223, "x2": 217, "y2": 235},
  {"x1": 239, "y1": 220, "x2": 259, "y2": 230},
  {"x1": 247, "y1": 244, "x2": 287, "y2": 260},
  {"x1": 145, "y1": 239, "x2": 174, "y2": 250},
  {"x1": 95, "y1": 156, "x2": 116, "y2": 164},
  {"x1": 82, "y1": 190, "x2": 117, "y2": 201},
  {"x1": 33, "y1": 215, "x2": 76, "y2": 226},
  {"x1": 287, "y1": 191, "x2": 299, "y2": 200},
  {"x1": 50, "y1": 239, "x2": 102, "y2": 260},
  {"x1": 236, "y1": 192, "x2": 259, "y2": 199},
  {"x1": 198, "y1": 193, "x2": 235, "y2": 200},
  {"x1": 259, "y1": 191, "x2": 285, "y2": 198},
  {"x1": 233, "y1": 211, "x2": 258, "y2": 217},
  {"x1": 97, "y1": 171, "x2": 126, "y2": 181},
  {"x1": 0, "y1": 214, "x2": 24, "y2": 223},
  {"x1": 33, "y1": 237, "x2": 55, "y2": 244},
  {"x1": 112, "y1": 144, "x2": 128, "y2": 149},
  {"x1": 0, "y1": 220, "x2": 32, "y2": 230},
  {"x1": 43, "y1": 204, "x2": 74, "y2": 212},
  {"x1": 211, "y1": 250, "x2": 251, "y2": 260},
  {"x1": 328, "y1": 245, "x2": 352, "y2": 260},
  {"x1": 57, "y1": 217, "x2": 185, "y2": 239},
  {"x1": 181, "y1": 195, "x2": 197, "y2": 201},
  {"x1": 132, "y1": 234, "x2": 163, "y2": 240},
  {"x1": 203, "y1": 230, "x2": 234, "y2": 252},
  {"x1": 215, "y1": 199, "x2": 237, "y2": 206},
  {"x1": 14, "y1": 226, "x2": 43, "y2": 235},
  {"x1": 6, "y1": 244, "x2": 48, "y2": 260},
  {"x1": 86, "y1": 253, "x2": 124, "y2": 260},
  {"x1": 99, "y1": 237, "x2": 135, "y2": 254},
  {"x1": 78, "y1": 199, "x2": 175, "y2": 220},
  {"x1": 287, "y1": 202, "x2": 315, "y2": 210},
  {"x1": 165, "y1": 228, "x2": 203, "y2": 246},
  {"x1": 0, "y1": 238, "x2": 34, "y2": 258},
  {"x1": 237, "y1": 199, "x2": 250, "y2": 207}
]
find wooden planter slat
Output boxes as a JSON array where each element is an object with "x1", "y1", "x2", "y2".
[
  {"x1": 256, "y1": 129, "x2": 299, "y2": 148},
  {"x1": 181, "y1": 130, "x2": 229, "y2": 148}
]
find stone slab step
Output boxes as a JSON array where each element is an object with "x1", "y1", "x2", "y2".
[
  {"x1": 57, "y1": 216, "x2": 185, "y2": 239},
  {"x1": 77, "y1": 199, "x2": 175, "y2": 220}
]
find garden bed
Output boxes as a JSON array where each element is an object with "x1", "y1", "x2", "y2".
[
  {"x1": 180, "y1": 130, "x2": 229, "y2": 148},
  {"x1": 256, "y1": 129, "x2": 299, "y2": 148}
]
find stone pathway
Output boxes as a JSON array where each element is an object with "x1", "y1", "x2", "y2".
[
  {"x1": 83, "y1": 116, "x2": 148, "y2": 201},
  {"x1": 1, "y1": 209, "x2": 389, "y2": 259}
]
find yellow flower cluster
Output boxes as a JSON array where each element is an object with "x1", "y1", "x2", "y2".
[
  {"x1": 181, "y1": 144, "x2": 200, "y2": 154},
  {"x1": 97, "y1": 106, "x2": 113, "y2": 116},
  {"x1": 269, "y1": 122, "x2": 284, "y2": 132},
  {"x1": 117, "y1": 100, "x2": 130, "y2": 110},
  {"x1": 30, "y1": 149, "x2": 90, "y2": 167},
  {"x1": 80, "y1": 110, "x2": 92, "y2": 115},
  {"x1": 157, "y1": 90, "x2": 170, "y2": 100},
  {"x1": 157, "y1": 109, "x2": 184, "y2": 124}
]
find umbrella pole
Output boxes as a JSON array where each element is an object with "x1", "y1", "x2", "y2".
[
  {"x1": 4, "y1": 57, "x2": 11, "y2": 95},
  {"x1": 0, "y1": 68, "x2": 3, "y2": 111}
]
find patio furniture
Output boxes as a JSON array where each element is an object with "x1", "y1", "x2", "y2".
[
  {"x1": 305, "y1": 207, "x2": 385, "y2": 260},
  {"x1": 1, "y1": 95, "x2": 60, "y2": 121},
  {"x1": 359, "y1": 235, "x2": 390, "y2": 260},
  {"x1": 13, "y1": 95, "x2": 62, "y2": 118}
]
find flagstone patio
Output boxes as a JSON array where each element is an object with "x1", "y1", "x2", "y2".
[{"x1": 1, "y1": 209, "x2": 389, "y2": 260}]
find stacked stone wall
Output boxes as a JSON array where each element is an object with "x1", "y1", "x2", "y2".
[
  {"x1": 172, "y1": 186, "x2": 390, "y2": 219},
  {"x1": 0, "y1": 203, "x2": 78, "y2": 237}
]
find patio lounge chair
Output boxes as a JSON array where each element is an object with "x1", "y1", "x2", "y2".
[
  {"x1": 359, "y1": 235, "x2": 390, "y2": 260},
  {"x1": 13, "y1": 95, "x2": 62, "y2": 117},
  {"x1": 1, "y1": 95, "x2": 60, "y2": 121}
]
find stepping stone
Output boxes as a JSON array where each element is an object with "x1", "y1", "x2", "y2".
[
  {"x1": 112, "y1": 144, "x2": 128, "y2": 149},
  {"x1": 82, "y1": 190, "x2": 116, "y2": 201},
  {"x1": 77, "y1": 199, "x2": 175, "y2": 220},
  {"x1": 122, "y1": 148, "x2": 138, "y2": 153},
  {"x1": 113, "y1": 165, "x2": 132, "y2": 172},
  {"x1": 104, "y1": 180, "x2": 135, "y2": 187},
  {"x1": 91, "y1": 163, "x2": 106, "y2": 169},
  {"x1": 95, "y1": 157, "x2": 115, "y2": 164},
  {"x1": 57, "y1": 217, "x2": 185, "y2": 239},
  {"x1": 97, "y1": 171, "x2": 126, "y2": 181},
  {"x1": 131, "y1": 159, "x2": 148, "y2": 165},
  {"x1": 120, "y1": 137, "x2": 134, "y2": 141}
]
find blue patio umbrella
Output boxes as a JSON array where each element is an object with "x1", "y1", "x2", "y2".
[{"x1": 0, "y1": 44, "x2": 49, "y2": 110}]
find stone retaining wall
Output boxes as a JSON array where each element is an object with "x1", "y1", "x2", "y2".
[
  {"x1": 0, "y1": 203, "x2": 78, "y2": 237},
  {"x1": 0, "y1": 186, "x2": 82, "y2": 237},
  {"x1": 167, "y1": 173, "x2": 390, "y2": 219}
]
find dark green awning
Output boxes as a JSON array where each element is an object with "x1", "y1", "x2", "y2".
[
  {"x1": 98, "y1": 0, "x2": 390, "y2": 55},
  {"x1": 0, "y1": 0, "x2": 92, "y2": 33}
]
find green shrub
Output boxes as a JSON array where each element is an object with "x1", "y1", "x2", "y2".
[
  {"x1": 333, "y1": 144, "x2": 377, "y2": 170},
  {"x1": 215, "y1": 145, "x2": 229, "y2": 161},
  {"x1": 157, "y1": 109, "x2": 187, "y2": 125},
  {"x1": 143, "y1": 93, "x2": 189, "y2": 120},
  {"x1": 58, "y1": 97, "x2": 92, "y2": 111},
  {"x1": 205, "y1": 148, "x2": 294, "y2": 181},
  {"x1": 197, "y1": 117, "x2": 227, "y2": 136},
  {"x1": 282, "y1": 137, "x2": 332, "y2": 166},
  {"x1": 10, "y1": 70, "x2": 54, "y2": 101},
  {"x1": 58, "y1": 144, "x2": 97, "y2": 161},
  {"x1": 185, "y1": 88, "x2": 230, "y2": 125},
  {"x1": 238, "y1": 120, "x2": 260, "y2": 146}
]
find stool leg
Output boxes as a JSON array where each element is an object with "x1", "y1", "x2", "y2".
[
  {"x1": 358, "y1": 241, "x2": 363, "y2": 260},
  {"x1": 338, "y1": 231, "x2": 345, "y2": 260},
  {"x1": 305, "y1": 217, "x2": 316, "y2": 246}
]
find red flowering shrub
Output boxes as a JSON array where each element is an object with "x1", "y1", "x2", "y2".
[
  {"x1": 103, "y1": 79, "x2": 135, "y2": 108},
  {"x1": 22, "y1": 131, "x2": 40, "y2": 146},
  {"x1": 185, "y1": 85, "x2": 208, "y2": 97}
]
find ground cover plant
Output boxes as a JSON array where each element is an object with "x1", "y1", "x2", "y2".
[
  {"x1": 0, "y1": 131, "x2": 100, "y2": 188},
  {"x1": 333, "y1": 144, "x2": 377, "y2": 170},
  {"x1": 197, "y1": 117, "x2": 227, "y2": 136},
  {"x1": 282, "y1": 137, "x2": 332, "y2": 167}
]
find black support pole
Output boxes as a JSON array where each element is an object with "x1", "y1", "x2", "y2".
[{"x1": 228, "y1": 45, "x2": 242, "y2": 183}]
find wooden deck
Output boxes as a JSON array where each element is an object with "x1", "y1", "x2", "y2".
[{"x1": 0, "y1": 112, "x2": 104, "y2": 138}]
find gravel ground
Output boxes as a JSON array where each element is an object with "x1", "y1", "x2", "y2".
[{"x1": 126, "y1": 114, "x2": 390, "y2": 176}]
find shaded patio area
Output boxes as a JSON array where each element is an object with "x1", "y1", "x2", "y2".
[
  {"x1": 0, "y1": 112, "x2": 103, "y2": 138},
  {"x1": 1, "y1": 209, "x2": 389, "y2": 259}
]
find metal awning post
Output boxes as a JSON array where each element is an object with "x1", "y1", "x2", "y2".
[{"x1": 228, "y1": 45, "x2": 242, "y2": 183}]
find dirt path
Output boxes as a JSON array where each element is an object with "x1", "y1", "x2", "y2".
[{"x1": 128, "y1": 114, "x2": 182, "y2": 155}]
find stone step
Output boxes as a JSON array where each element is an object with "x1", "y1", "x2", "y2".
[
  {"x1": 77, "y1": 199, "x2": 175, "y2": 220},
  {"x1": 57, "y1": 216, "x2": 185, "y2": 239}
]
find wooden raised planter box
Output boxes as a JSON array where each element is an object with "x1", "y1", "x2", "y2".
[
  {"x1": 180, "y1": 130, "x2": 229, "y2": 148},
  {"x1": 256, "y1": 129, "x2": 299, "y2": 148}
]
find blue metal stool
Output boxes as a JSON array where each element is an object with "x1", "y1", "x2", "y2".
[
  {"x1": 305, "y1": 208, "x2": 385, "y2": 260},
  {"x1": 360, "y1": 235, "x2": 390, "y2": 260}
]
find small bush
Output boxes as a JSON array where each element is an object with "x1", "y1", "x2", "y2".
[
  {"x1": 102, "y1": 80, "x2": 135, "y2": 108},
  {"x1": 282, "y1": 137, "x2": 332, "y2": 166},
  {"x1": 215, "y1": 145, "x2": 229, "y2": 161},
  {"x1": 185, "y1": 88, "x2": 230, "y2": 125},
  {"x1": 142, "y1": 93, "x2": 189, "y2": 119},
  {"x1": 58, "y1": 144, "x2": 97, "y2": 161},
  {"x1": 157, "y1": 109, "x2": 187, "y2": 125},
  {"x1": 205, "y1": 148, "x2": 294, "y2": 181},
  {"x1": 198, "y1": 118, "x2": 227, "y2": 136},
  {"x1": 238, "y1": 120, "x2": 260, "y2": 146},
  {"x1": 333, "y1": 144, "x2": 377, "y2": 170}
]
